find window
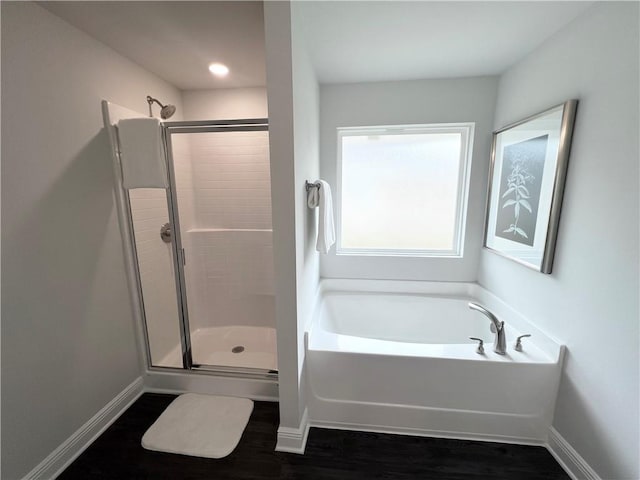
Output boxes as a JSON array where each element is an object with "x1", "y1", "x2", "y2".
[{"x1": 337, "y1": 123, "x2": 474, "y2": 257}]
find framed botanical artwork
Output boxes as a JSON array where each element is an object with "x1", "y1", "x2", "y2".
[{"x1": 484, "y1": 99, "x2": 578, "y2": 274}]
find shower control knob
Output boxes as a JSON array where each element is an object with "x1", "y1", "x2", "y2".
[
  {"x1": 514, "y1": 334, "x2": 532, "y2": 352},
  {"x1": 160, "y1": 223, "x2": 172, "y2": 243}
]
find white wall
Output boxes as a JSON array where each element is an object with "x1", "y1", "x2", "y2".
[
  {"x1": 264, "y1": 1, "x2": 322, "y2": 436},
  {"x1": 264, "y1": 1, "x2": 302, "y2": 429},
  {"x1": 1, "y1": 3, "x2": 183, "y2": 478},
  {"x1": 319, "y1": 77, "x2": 498, "y2": 281},
  {"x1": 182, "y1": 87, "x2": 268, "y2": 121},
  {"x1": 478, "y1": 3, "x2": 639, "y2": 479},
  {"x1": 291, "y1": 0, "x2": 321, "y2": 419}
]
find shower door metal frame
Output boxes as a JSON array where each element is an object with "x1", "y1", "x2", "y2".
[{"x1": 162, "y1": 119, "x2": 275, "y2": 380}]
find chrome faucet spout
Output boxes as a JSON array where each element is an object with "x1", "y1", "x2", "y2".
[{"x1": 468, "y1": 302, "x2": 507, "y2": 355}]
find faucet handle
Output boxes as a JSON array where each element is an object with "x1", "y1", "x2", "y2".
[
  {"x1": 514, "y1": 334, "x2": 532, "y2": 352},
  {"x1": 469, "y1": 337, "x2": 485, "y2": 355}
]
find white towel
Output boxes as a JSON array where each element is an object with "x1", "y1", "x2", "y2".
[
  {"x1": 117, "y1": 117, "x2": 169, "y2": 189},
  {"x1": 315, "y1": 180, "x2": 336, "y2": 254}
]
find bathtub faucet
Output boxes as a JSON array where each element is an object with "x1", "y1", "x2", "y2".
[{"x1": 468, "y1": 303, "x2": 507, "y2": 355}]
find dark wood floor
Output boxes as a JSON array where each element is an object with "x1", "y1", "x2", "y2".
[{"x1": 59, "y1": 393, "x2": 569, "y2": 480}]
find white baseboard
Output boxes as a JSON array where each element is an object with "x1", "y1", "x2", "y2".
[
  {"x1": 23, "y1": 377, "x2": 144, "y2": 480},
  {"x1": 275, "y1": 408, "x2": 310, "y2": 454},
  {"x1": 546, "y1": 427, "x2": 601, "y2": 480}
]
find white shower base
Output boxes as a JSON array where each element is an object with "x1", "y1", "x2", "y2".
[{"x1": 160, "y1": 326, "x2": 277, "y2": 371}]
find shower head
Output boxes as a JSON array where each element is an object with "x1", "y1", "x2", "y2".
[
  {"x1": 160, "y1": 104, "x2": 176, "y2": 120},
  {"x1": 146, "y1": 95, "x2": 176, "y2": 120}
]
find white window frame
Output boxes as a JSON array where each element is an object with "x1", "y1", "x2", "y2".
[{"x1": 336, "y1": 123, "x2": 475, "y2": 257}]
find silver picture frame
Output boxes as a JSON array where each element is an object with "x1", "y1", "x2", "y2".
[{"x1": 483, "y1": 99, "x2": 578, "y2": 274}]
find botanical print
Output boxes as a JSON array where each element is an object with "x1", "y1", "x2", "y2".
[{"x1": 495, "y1": 135, "x2": 548, "y2": 246}]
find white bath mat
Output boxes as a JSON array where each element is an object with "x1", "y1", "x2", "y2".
[{"x1": 141, "y1": 393, "x2": 253, "y2": 459}]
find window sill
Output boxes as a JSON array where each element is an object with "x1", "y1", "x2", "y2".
[{"x1": 335, "y1": 250, "x2": 463, "y2": 259}]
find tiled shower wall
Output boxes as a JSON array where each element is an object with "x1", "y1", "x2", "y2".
[
  {"x1": 175, "y1": 130, "x2": 275, "y2": 332},
  {"x1": 172, "y1": 132, "x2": 196, "y2": 232},
  {"x1": 128, "y1": 188, "x2": 181, "y2": 367},
  {"x1": 189, "y1": 131, "x2": 272, "y2": 229}
]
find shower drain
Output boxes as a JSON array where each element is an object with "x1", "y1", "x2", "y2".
[{"x1": 231, "y1": 346, "x2": 245, "y2": 354}]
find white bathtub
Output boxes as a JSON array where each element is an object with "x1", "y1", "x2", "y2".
[{"x1": 306, "y1": 280, "x2": 564, "y2": 444}]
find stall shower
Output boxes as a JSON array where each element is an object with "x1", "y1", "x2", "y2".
[{"x1": 120, "y1": 108, "x2": 276, "y2": 377}]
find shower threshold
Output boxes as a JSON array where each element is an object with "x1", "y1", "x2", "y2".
[{"x1": 160, "y1": 325, "x2": 277, "y2": 371}]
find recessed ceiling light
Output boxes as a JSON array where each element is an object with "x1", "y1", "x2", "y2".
[{"x1": 208, "y1": 63, "x2": 229, "y2": 77}]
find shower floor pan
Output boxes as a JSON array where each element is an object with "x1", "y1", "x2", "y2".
[{"x1": 160, "y1": 326, "x2": 277, "y2": 372}]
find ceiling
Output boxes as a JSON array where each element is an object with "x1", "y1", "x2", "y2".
[
  {"x1": 40, "y1": 1, "x2": 266, "y2": 90},
  {"x1": 297, "y1": 1, "x2": 594, "y2": 83},
  {"x1": 41, "y1": 1, "x2": 594, "y2": 90}
]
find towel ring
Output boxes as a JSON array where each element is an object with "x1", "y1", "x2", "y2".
[{"x1": 305, "y1": 180, "x2": 321, "y2": 192}]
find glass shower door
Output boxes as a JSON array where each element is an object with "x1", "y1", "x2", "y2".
[
  {"x1": 163, "y1": 120, "x2": 277, "y2": 375},
  {"x1": 127, "y1": 188, "x2": 183, "y2": 369}
]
